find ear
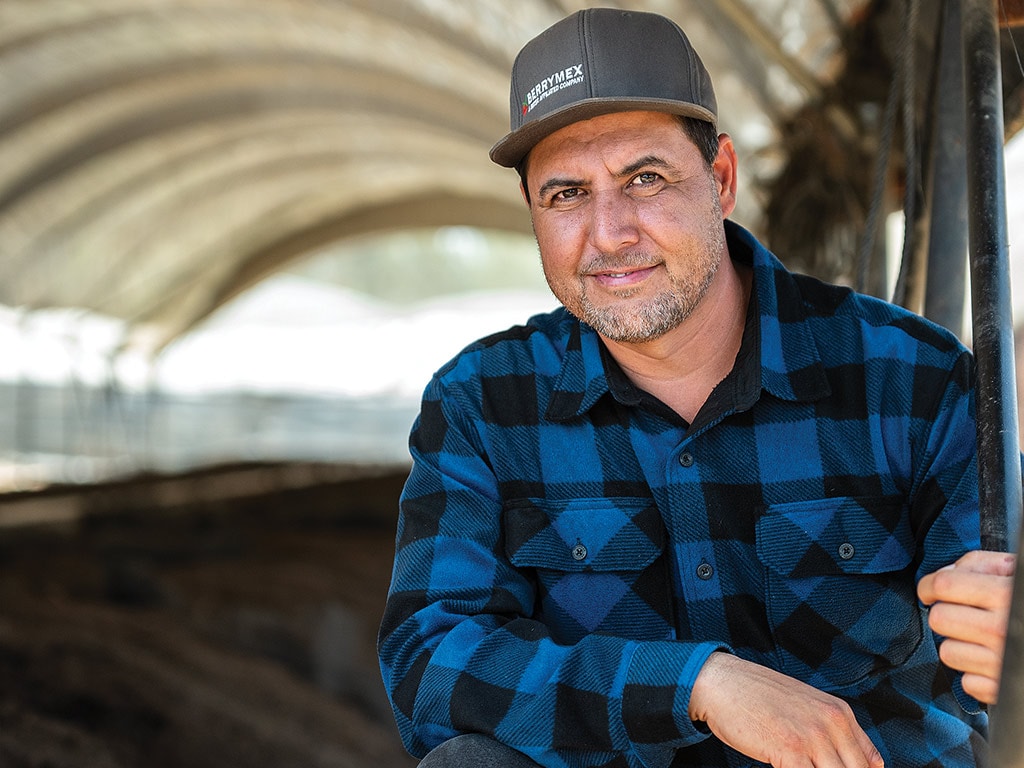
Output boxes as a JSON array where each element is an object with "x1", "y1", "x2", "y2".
[{"x1": 712, "y1": 133, "x2": 738, "y2": 218}]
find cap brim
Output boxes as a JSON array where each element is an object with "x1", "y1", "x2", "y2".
[{"x1": 488, "y1": 97, "x2": 717, "y2": 168}]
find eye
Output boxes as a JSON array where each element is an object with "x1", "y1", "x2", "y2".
[
  {"x1": 542, "y1": 186, "x2": 586, "y2": 208},
  {"x1": 629, "y1": 171, "x2": 661, "y2": 186},
  {"x1": 552, "y1": 187, "x2": 582, "y2": 201}
]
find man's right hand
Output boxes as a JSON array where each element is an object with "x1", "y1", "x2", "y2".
[{"x1": 688, "y1": 652, "x2": 884, "y2": 768}]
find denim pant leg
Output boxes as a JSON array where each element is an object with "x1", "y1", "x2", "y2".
[{"x1": 418, "y1": 734, "x2": 543, "y2": 767}]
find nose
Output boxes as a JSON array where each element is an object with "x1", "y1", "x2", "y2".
[{"x1": 588, "y1": 188, "x2": 640, "y2": 254}]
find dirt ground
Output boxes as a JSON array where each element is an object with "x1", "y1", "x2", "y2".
[{"x1": 0, "y1": 466, "x2": 419, "y2": 768}]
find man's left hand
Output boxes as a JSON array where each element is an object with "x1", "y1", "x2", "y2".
[{"x1": 918, "y1": 549, "x2": 1016, "y2": 704}]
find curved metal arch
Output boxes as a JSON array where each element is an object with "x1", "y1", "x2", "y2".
[{"x1": 0, "y1": 0, "x2": 520, "y2": 337}]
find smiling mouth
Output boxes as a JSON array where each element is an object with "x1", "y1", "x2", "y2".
[{"x1": 592, "y1": 265, "x2": 658, "y2": 286}]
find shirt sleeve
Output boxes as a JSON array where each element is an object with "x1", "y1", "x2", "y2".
[
  {"x1": 377, "y1": 375, "x2": 727, "y2": 768},
  {"x1": 910, "y1": 348, "x2": 986, "y2": 714}
]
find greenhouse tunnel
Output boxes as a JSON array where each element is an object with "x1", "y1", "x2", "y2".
[{"x1": 1, "y1": 1, "x2": 1024, "y2": 765}]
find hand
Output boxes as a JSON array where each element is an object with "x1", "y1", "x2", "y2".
[
  {"x1": 689, "y1": 652, "x2": 884, "y2": 767},
  {"x1": 917, "y1": 549, "x2": 1016, "y2": 704}
]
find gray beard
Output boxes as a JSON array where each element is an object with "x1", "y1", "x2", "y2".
[{"x1": 572, "y1": 255, "x2": 720, "y2": 343}]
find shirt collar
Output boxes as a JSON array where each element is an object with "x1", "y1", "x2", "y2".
[{"x1": 544, "y1": 220, "x2": 830, "y2": 422}]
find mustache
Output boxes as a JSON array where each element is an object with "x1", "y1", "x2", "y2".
[{"x1": 580, "y1": 251, "x2": 656, "y2": 273}]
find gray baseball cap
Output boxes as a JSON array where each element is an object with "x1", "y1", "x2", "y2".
[{"x1": 489, "y1": 8, "x2": 718, "y2": 168}]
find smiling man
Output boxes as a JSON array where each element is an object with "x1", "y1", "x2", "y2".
[
  {"x1": 378, "y1": 9, "x2": 1015, "y2": 768},
  {"x1": 527, "y1": 110, "x2": 744, "y2": 424}
]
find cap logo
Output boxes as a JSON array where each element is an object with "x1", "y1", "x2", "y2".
[{"x1": 522, "y1": 63, "x2": 584, "y2": 115}]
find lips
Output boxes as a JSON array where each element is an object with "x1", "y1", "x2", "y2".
[{"x1": 591, "y1": 265, "x2": 658, "y2": 287}]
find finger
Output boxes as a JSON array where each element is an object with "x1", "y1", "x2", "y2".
[
  {"x1": 918, "y1": 551, "x2": 1016, "y2": 606},
  {"x1": 936, "y1": 637, "x2": 1003, "y2": 680},
  {"x1": 954, "y1": 550, "x2": 1017, "y2": 576},
  {"x1": 806, "y1": 699, "x2": 881, "y2": 768},
  {"x1": 852, "y1": 719, "x2": 885, "y2": 768},
  {"x1": 961, "y1": 671, "x2": 1001, "y2": 705},
  {"x1": 928, "y1": 601, "x2": 1009, "y2": 642},
  {"x1": 836, "y1": 725, "x2": 884, "y2": 768},
  {"x1": 816, "y1": 734, "x2": 881, "y2": 768},
  {"x1": 916, "y1": 568, "x2": 947, "y2": 606},
  {"x1": 918, "y1": 568, "x2": 1013, "y2": 609}
]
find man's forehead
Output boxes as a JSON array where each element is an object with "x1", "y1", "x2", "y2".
[{"x1": 528, "y1": 111, "x2": 694, "y2": 173}]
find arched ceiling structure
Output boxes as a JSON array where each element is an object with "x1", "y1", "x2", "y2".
[{"x1": 1, "y1": 0, "x2": 1022, "y2": 352}]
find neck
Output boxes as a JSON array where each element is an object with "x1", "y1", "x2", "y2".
[{"x1": 602, "y1": 257, "x2": 752, "y2": 423}]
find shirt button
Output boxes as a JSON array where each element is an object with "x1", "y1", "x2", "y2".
[
  {"x1": 572, "y1": 542, "x2": 588, "y2": 561},
  {"x1": 678, "y1": 451, "x2": 694, "y2": 468},
  {"x1": 696, "y1": 561, "x2": 714, "y2": 580},
  {"x1": 838, "y1": 542, "x2": 855, "y2": 560}
]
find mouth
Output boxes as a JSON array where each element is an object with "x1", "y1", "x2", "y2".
[{"x1": 591, "y1": 264, "x2": 658, "y2": 288}]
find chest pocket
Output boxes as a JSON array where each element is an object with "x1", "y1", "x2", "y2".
[
  {"x1": 756, "y1": 496, "x2": 922, "y2": 688},
  {"x1": 503, "y1": 497, "x2": 673, "y2": 644}
]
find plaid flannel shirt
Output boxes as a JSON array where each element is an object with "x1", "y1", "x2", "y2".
[{"x1": 379, "y1": 221, "x2": 987, "y2": 768}]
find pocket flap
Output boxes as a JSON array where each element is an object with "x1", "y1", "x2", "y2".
[
  {"x1": 756, "y1": 496, "x2": 914, "y2": 577},
  {"x1": 504, "y1": 497, "x2": 664, "y2": 572}
]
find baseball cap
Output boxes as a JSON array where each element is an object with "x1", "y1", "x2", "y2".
[{"x1": 489, "y1": 8, "x2": 718, "y2": 168}]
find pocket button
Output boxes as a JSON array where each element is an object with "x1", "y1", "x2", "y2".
[{"x1": 838, "y1": 542, "x2": 855, "y2": 560}]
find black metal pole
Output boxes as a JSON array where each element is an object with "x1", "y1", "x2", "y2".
[
  {"x1": 963, "y1": 0, "x2": 1021, "y2": 553},
  {"x1": 962, "y1": 0, "x2": 1024, "y2": 764},
  {"x1": 995, "y1": 570, "x2": 1024, "y2": 767}
]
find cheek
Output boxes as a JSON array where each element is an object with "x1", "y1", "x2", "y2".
[
  {"x1": 640, "y1": 195, "x2": 721, "y2": 250},
  {"x1": 534, "y1": 215, "x2": 584, "y2": 273},
  {"x1": 539, "y1": 250, "x2": 576, "y2": 290}
]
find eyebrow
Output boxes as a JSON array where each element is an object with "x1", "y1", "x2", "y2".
[
  {"x1": 620, "y1": 155, "x2": 674, "y2": 177},
  {"x1": 536, "y1": 176, "x2": 585, "y2": 202},
  {"x1": 535, "y1": 155, "x2": 675, "y2": 201}
]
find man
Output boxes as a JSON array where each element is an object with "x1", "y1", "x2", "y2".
[{"x1": 378, "y1": 8, "x2": 1016, "y2": 768}]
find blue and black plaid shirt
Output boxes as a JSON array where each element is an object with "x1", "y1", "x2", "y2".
[{"x1": 379, "y1": 221, "x2": 986, "y2": 768}]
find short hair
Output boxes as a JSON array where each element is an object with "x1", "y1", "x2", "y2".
[
  {"x1": 679, "y1": 115, "x2": 720, "y2": 168},
  {"x1": 517, "y1": 115, "x2": 720, "y2": 204}
]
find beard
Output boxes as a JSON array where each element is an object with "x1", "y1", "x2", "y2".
[
  {"x1": 577, "y1": 255, "x2": 718, "y2": 342},
  {"x1": 547, "y1": 228, "x2": 724, "y2": 344}
]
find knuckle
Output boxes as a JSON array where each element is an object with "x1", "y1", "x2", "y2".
[
  {"x1": 931, "y1": 568, "x2": 956, "y2": 594},
  {"x1": 959, "y1": 551, "x2": 983, "y2": 566},
  {"x1": 819, "y1": 698, "x2": 853, "y2": 725},
  {"x1": 937, "y1": 639, "x2": 959, "y2": 666},
  {"x1": 927, "y1": 603, "x2": 951, "y2": 632}
]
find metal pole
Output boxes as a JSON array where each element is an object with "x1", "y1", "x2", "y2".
[
  {"x1": 996, "y1": 571, "x2": 1024, "y2": 766},
  {"x1": 962, "y1": 0, "x2": 1024, "y2": 763},
  {"x1": 963, "y1": 0, "x2": 1021, "y2": 553},
  {"x1": 924, "y1": 0, "x2": 969, "y2": 337}
]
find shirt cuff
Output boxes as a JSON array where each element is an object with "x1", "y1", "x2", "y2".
[{"x1": 621, "y1": 640, "x2": 732, "y2": 751}]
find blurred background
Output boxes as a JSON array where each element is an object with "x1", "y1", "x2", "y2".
[{"x1": 0, "y1": 1, "x2": 1022, "y2": 766}]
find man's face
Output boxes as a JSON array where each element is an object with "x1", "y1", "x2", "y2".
[{"x1": 524, "y1": 111, "x2": 736, "y2": 344}]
